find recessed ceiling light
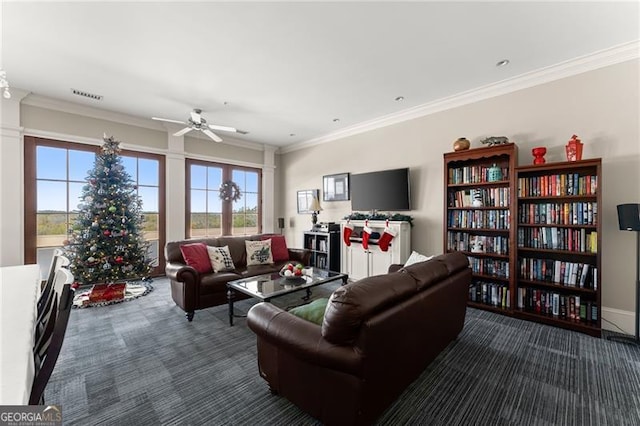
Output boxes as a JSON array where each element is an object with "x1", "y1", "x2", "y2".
[
  {"x1": 496, "y1": 59, "x2": 510, "y2": 67},
  {"x1": 395, "y1": 96, "x2": 404, "y2": 102},
  {"x1": 333, "y1": 118, "x2": 340, "y2": 122},
  {"x1": 289, "y1": 133, "x2": 295, "y2": 137},
  {"x1": 223, "y1": 101, "x2": 229, "y2": 106}
]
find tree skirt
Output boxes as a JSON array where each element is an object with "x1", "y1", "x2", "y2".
[{"x1": 73, "y1": 281, "x2": 153, "y2": 309}]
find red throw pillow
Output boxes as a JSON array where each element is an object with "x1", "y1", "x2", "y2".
[
  {"x1": 179, "y1": 243, "x2": 212, "y2": 274},
  {"x1": 261, "y1": 235, "x2": 289, "y2": 262}
]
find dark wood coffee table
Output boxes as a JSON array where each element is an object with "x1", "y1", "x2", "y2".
[{"x1": 226, "y1": 268, "x2": 348, "y2": 326}]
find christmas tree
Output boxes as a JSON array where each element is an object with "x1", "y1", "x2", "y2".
[{"x1": 64, "y1": 135, "x2": 153, "y2": 285}]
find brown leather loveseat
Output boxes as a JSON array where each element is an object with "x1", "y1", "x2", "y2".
[
  {"x1": 165, "y1": 235, "x2": 311, "y2": 321},
  {"x1": 247, "y1": 252, "x2": 471, "y2": 425}
]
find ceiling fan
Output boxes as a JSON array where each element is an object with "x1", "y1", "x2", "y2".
[{"x1": 152, "y1": 108, "x2": 247, "y2": 142}]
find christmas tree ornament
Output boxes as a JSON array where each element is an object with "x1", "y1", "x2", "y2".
[
  {"x1": 88, "y1": 256, "x2": 95, "y2": 263},
  {"x1": 90, "y1": 245, "x2": 97, "y2": 252},
  {"x1": 109, "y1": 206, "x2": 117, "y2": 213},
  {"x1": 103, "y1": 262, "x2": 111, "y2": 270},
  {"x1": 378, "y1": 220, "x2": 396, "y2": 252},
  {"x1": 103, "y1": 230, "x2": 111, "y2": 236}
]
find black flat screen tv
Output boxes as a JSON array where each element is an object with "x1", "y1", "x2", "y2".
[{"x1": 350, "y1": 168, "x2": 411, "y2": 212}]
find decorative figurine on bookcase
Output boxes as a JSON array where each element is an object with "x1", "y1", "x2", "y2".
[
  {"x1": 453, "y1": 137, "x2": 471, "y2": 151},
  {"x1": 532, "y1": 147, "x2": 547, "y2": 165},
  {"x1": 566, "y1": 134, "x2": 584, "y2": 162},
  {"x1": 470, "y1": 236, "x2": 485, "y2": 253},
  {"x1": 488, "y1": 164, "x2": 503, "y2": 182},
  {"x1": 378, "y1": 220, "x2": 396, "y2": 252},
  {"x1": 472, "y1": 189, "x2": 484, "y2": 207}
]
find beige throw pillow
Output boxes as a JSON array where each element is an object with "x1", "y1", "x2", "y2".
[
  {"x1": 207, "y1": 245, "x2": 236, "y2": 272},
  {"x1": 404, "y1": 251, "x2": 434, "y2": 267},
  {"x1": 245, "y1": 240, "x2": 274, "y2": 266}
]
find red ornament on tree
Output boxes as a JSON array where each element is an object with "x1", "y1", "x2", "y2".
[
  {"x1": 115, "y1": 256, "x2": 124, "y2": 263},
  {"x1": 103, "y1": 230, "x2": 111, "y2": 236}
]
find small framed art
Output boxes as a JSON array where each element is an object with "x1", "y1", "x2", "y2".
[{"x1": 323, "y1": 173, "x2": 350, "y2": 201}]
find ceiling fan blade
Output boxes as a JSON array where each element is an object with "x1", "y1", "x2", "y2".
[
  {"x1": 152, "y1": 117, "x2": 186, "y2": 125},
  {"x1": 202, "y1": 129, "x2": 222, "y2": 142},
  {"x1": 173, "y1": 127, "x2": 193, "y2": 137},
  {"x1": 191, "y1": 110, "x2": 202, "y2": 124},
  {"x1": 208, "y1": 124, "x2": 238, "y2": 133}
]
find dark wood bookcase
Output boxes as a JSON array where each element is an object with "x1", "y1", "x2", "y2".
[
  {"x1": 443, "y1": 143, "x2": 518, "y2": 315},
  {"x1": 303, "y1": 230, "x2": 340, "y2": 272},
  {"x1": 515, "y1": 159, "x2": 602, "y2": 337}
]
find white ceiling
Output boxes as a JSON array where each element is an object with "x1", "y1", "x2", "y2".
[{"x1": 2, "y1": 2, "x2": 639, "y2": 147}]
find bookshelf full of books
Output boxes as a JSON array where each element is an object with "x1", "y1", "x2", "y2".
[
  {"x1": 443, "y1": 143, "x2": 518, "y2": 314},
  {"x1": 515, "y1": 158, "x2": 602, "y2": 336}
]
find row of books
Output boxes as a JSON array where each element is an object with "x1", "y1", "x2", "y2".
[
  {"x1": 317, "y1": 239, "x2": 328, "y2": 252},
  {"x1": 469, "y1": 281, "x2": 510, "y2": 308},
  {"x1": 448, "y1": 210, "x2": 510, "y2": 229},
  {"x1": 517, "y1": 173, "x2": 597, "y2": 197},
  {"x1": 517, "y1": 287, "x2": 598, "y2": 323},
  {"x1": 447, "y1": 232, "x2": 509, "y2": 255},
  {"x1": 313, "y1": 253, "x2": 328, "y2": 269},
  {"x1": 468, "y1": 256, "x2": 510, "y2": 278},
  {"x1": 518, "y1": 257, "x2": 598, "y2": 289},
  {"x1": 448, "y1": 165, "x2": 510, "y2": 185},
  {"x1": 448, "y1": 187, "x2": 510, "y2": 208},
  {"x1": 517, "y1": 227, "x2": 597, "y2": 252},
  {"x1": 518, "y1": 202, "x2": 597, "y2": 226}
]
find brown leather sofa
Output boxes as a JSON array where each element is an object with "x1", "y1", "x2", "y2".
[
  {"x1": 165, "y1": 235, "x2": 311, "y2": 321},
  {"x1": 247, "y1": 252, "x2": 471, "y2": 425}
]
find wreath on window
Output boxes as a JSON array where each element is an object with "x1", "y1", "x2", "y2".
[{"x1": 219, "y1": 180, "x2": 242, "y2": 202}]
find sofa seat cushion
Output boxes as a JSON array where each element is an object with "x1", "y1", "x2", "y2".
[
  {"x1": 241, "y1": 264, "x2": 280, "y2": 277},
  {"x1": 322, "y1": 272, "x2": 418, "y2": 345},
  {"x1": 200, "y1": 271, "x2": 243, "y2": 295}
]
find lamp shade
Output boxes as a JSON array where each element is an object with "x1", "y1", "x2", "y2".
[
  {"x1": 309, "y1": 196, "x2": 322, "y2": 212},
  {"x1": 617, "y1": 204, "x2": 640, "y2": 231}
]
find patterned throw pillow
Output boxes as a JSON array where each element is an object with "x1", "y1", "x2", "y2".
[
  {"x1": 207, "y1": 245, "x2": 236, "y2": 272},
  {"x1": 403, "y1": 251, "x2": 434, "y2": 267},
  {"x1": 245, "y1": 239, "x2": 274, "y2": 266}
]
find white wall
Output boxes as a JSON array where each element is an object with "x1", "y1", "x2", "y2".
[{"x1": 280, "y1": 59, "x2": 640, "y2": 333}]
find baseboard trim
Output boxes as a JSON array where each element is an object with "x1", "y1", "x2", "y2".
[{"x1": 601, "y1": 306, "x2": 636, "y2": 335}]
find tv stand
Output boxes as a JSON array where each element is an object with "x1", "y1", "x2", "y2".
[{"x1": 340, "y1": 220, "x2": 411, "y2": 280}]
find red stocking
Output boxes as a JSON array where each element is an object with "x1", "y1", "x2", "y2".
[
  {"x1": 361, "y1": 221, "x2": 372, "y2": 250},
  {"x1": 378, "y1": 221, "x2": 396, "y2": 252},
  {"x1": 343, "y1": 222, "x2": 354, "y2": 246}
]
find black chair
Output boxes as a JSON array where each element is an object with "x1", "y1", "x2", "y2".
[
  {"x1": 29, "y1": 282, "x2": 75, "y2": 405},
  {"x1": 34, "y1": 268, "x2": 73, "y2": 352},
  {"x1": 37, "y1": 251, "x2": 70, "y2": 318}
]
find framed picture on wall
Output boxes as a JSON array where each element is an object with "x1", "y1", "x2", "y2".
[
  {"x1": 297, "y1": 189, "x2": 320, "y2": 213},
  {"x1": 323, "y1": 173, "x2": 350, "y2": 201}
]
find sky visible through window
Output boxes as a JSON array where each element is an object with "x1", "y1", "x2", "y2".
[{"x1": 36, "y1": 146, "x2": 159, "y2": 213}]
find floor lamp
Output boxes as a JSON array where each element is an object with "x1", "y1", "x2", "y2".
[{"x1": 608, "y1": 203, "x2": 640, "y2": 345}]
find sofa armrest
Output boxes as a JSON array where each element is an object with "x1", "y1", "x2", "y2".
[
  {"x1": 165, "y1": 261, "x2": 198, "y2": 284},
  {"x1": 247, "y1": 302, "x2": 362, "y2": 376},
  {"x1": 287, "y1": 248, "x2": 312, "y2": 265},
  {"x1": 388, "y1": 264, "x2": 403, "y2": 273}
]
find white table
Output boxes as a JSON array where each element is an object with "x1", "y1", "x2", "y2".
[{"x1": 0, "y1": 264, "x2": 41, "y2": 405}]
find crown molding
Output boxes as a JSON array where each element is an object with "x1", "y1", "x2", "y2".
[
  {"x1": 21, "y1": 93, "x2": 276, "y2": 152},
  {"x1": 281, "y1": 40, "x2": 640, "y2": 154}
]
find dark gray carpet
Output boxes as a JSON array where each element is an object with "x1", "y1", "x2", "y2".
[{"x1": 47, "y1": 278, "x2": 640, "y2": 425}]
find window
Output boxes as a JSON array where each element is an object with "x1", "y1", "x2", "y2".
[
  {"x1": 186, "y1": 159, "x2": 261, "y2": 237},
  {"x1": 24, "y1": 137, "x2": 166, "y2": 276}
]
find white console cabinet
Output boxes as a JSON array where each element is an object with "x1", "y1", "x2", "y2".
[{"x1": 340, "y1": 220, "x2": 411, "y2": 280}]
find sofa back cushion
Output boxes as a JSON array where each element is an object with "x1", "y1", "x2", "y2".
[
  {"x1": 179, "y1": 243, "x2": 213, "y2": 274},
  {"x1": 260, "y1": 235, "x2": 289, "y2": 262},
  {"x1": 322, "y1": 272, "x2": 418, "y2": 345},
  {"x1": 400, "y1": 252, "x2": 469, "y2": 290}
]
